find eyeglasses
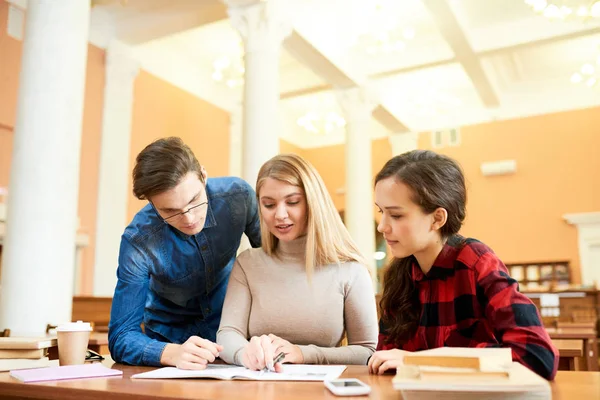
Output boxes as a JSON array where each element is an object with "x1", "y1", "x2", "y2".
[{"x1": 162, "y1": 201, "x2": 208, "y2": 222}]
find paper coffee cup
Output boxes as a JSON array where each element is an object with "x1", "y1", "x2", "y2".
[{"x1": 56, "y1": 321, "x2": 92, "y2": 366}]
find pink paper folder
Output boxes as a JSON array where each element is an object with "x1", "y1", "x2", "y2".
[{"x1": 9, "y1": 363, "x2": 123, "y2": 383}]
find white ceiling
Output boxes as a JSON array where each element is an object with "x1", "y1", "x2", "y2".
[{"x1": 87, "y1": 0, "x2": 600, "y2": 148}]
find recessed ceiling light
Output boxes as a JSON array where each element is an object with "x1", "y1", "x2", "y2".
[
  {"x1": 577, "y1": 5, "x2": 589, "y2": 16},
  {"x1": 581, "y1": 63, "x2": 595, "y2": 75},
  {"x1": 570, "y1": 72, "x2": 582, "y2": 83},
  {"x1": 586, "y1": 77, "x2": 597, "y2": 87}
]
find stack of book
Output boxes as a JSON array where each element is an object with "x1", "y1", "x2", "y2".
[
  {"x1": 393, "y1": 347, "x2": 551, "y2": 400},
  {"x1": 0, "y1": 337, "x2": 56, "y2": 372}
]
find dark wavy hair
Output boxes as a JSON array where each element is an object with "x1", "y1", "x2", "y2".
[{"x1": 375, "y1": 150, "x2": 466, "y2": 345}]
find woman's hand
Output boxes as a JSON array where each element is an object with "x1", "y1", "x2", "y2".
[
  {"x1": 268, "y1": 334, "x2": 304, "y2": 367},
  {"x1": 368, "y1": 349, "x2": 410, "y2": 375},
  {"x1": 240, "y1": 334, "x2": 303, "y2": 373},
  {"x1": 241, "y1": 335, "x2": 279, "y2": 371}
]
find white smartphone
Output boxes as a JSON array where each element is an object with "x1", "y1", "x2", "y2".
[{"x1": 324, "y1": 378, "x2": 371, "y2": 396}]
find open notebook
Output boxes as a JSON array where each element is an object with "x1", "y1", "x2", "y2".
[{"x1": 132, "y1": 364, "x2": 346, "y2": 382}]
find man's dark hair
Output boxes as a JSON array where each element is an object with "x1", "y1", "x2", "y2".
[{"x1": 132, "y1": 137, "x2": 203, "y2": 200}]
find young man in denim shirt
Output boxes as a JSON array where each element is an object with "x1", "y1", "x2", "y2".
[{"x1": 108, "y1": 137, "x2": 261, "y2": 369}]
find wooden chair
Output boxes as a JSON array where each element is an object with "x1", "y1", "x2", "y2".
[
  {"x1": 549, "y1": 322, "x2": 599, "y2": 371},
  {"x1": 554, "y1": 339, "x2": 584, "y2": 371},
  {"x1": 71, "y1": 296, "x2": 112, "y2": 331}
]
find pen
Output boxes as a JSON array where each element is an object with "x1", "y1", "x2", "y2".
[{"x1": 261, "y1": 351, "x2": 286, "y2": 373}]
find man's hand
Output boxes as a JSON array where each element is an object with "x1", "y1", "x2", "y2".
[{"x1": 161, "y1": 336, "x2": 223, "y2": 370}]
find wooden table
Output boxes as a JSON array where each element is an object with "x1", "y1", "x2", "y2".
[
  {"x1": 0, "y1": 360, "x2": 598, "y2": 400},
  {"x1": 547, "y1": 328, "x2": 598, "y2": 371},
  {"x1": 88, "y1": 337, "x2": 589, "y2": 371},
  {"x1": 86, "y1": 336, "x2": 589, "y2": 372}
]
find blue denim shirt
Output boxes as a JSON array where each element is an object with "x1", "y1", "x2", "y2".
[{"x1": 108, "y1": 177, "x2": 261, "y2": 366}]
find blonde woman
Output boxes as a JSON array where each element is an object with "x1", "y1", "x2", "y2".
[{"x1": 217, "y1": 154, "x2": 378, "y2": 371}]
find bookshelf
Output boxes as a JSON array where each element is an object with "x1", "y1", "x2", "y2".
[{"x1": 505, "y1": 260, "x2": 571, "y2": 290}]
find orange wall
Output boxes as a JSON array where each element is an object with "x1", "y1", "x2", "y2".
[
  {"x1": 0, "y1": 0, "x2": 231, "y2": 294},
  {"x1": 0, "y1": 1, "x2": 20, "y2": 129},
  {"x1": 0, "y1": 126, "x2": 11, "y2": 187},
  {"x1": 418, "y1": 107, "x2": 600, "y2": 283},
  {"x1": 301, "y1": 138, "x2": 392, "y2": 212},
  {"x1": 0, "y1": 0, "x2": 20, "y2": 187},
  {"x1": 279, "y1": 139, "x2": 306, "y2": 157},
  {"x1": 126, "y1": 70, "x2": 231, "y2": 221},
  {"x1": 77, "y1": 45, "x2": 105, "y2": 294},
  {"x1": 301, "y1": 108, "x2": 600, "y2": 283}
]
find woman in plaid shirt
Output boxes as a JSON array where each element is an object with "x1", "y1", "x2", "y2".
[{"x1": 367, "y1": 150, "x2": 558, "y2": 380}]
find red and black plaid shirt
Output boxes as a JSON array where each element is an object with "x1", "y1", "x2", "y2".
[{"x1": 377, "y1": 235, "x2": 559, "y2": 380}]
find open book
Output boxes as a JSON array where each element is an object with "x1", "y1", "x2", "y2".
[{"x1": 132, "y1": 364, "x2": 346, "y2": 382}]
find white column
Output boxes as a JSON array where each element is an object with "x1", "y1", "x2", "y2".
[
  {"x1": 92, "y1": 41, "x2": 140, "y2": 297},
  {"x1": 225, "y1": 0, "x2": 293, "y2": 186},
  {"x1": 563, "y1": 212, "x2": 600, "y2": 288},
  {"x1": 229, "y1": 103, "x2": 253, "y2": 256},
  {"x1": 336, "y1": 87, "x2": 377, "y2": 284},
  {"x1": 0, "y1": 0, "x2": 90, "y2": 336},
  {"x1": 388, "y1": 132, "x2": 418, "y2": 155},
  {"x1": 229, "y1": 103, "x2": 243, "y2": 178}
]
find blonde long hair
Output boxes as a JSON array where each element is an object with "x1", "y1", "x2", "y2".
[{"x1": 256, "y1": 154, "x2": 366, "y2": 277}]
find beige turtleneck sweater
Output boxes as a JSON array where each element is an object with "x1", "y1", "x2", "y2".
[{"x1": 216, "y1": 236, "x2": 378, "y2": 366}]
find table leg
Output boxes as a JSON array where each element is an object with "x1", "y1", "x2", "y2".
[{"x1": 584, "y1": 339, "x2": 599, "y2": 371}]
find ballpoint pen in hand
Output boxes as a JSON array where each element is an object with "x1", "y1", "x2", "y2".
[{"x1": 261, "y1": 351, "x2": 286, "y2": 374}]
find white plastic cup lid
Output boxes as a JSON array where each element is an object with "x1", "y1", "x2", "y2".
[{"x1": 56, "y1": 320, "x2": 92, "y2": 332}]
